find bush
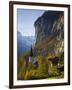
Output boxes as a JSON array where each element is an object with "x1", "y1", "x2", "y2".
[
  {"x1": 24, "y1": 71, "x2": 32, "y2": 80},
  {"x1": 24, "y1": 70, "x2": 38, "y2": 80},
  {"x1": 17, "y1": 54, "x2": 27, "y2": 80},
  {"x1": 48, "y1": 61, "x2": 58, "y2": 77},
  {"x1": 37, "y1": 55, "x2": 48, "y2": 78}
]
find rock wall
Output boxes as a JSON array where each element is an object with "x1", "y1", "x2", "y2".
[{"x1": 34, "y1": 11, "x2": 64, "y2": 56}]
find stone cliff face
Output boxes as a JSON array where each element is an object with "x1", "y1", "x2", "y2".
[{"x1": 34, "y1": 11, "x2": 64, "y2": 56}]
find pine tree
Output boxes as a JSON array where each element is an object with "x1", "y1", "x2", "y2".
[{"x1": 30, "y1": 45, "x2": 33, "y2": 57}]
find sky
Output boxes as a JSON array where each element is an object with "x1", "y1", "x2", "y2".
[{"x1": 17, "y1": 9, "x2": 45, "y2": 36}]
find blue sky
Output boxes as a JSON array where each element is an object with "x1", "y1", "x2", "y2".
[{"x1": 17, "y1": 9, "x2": 45, "y2": 36}]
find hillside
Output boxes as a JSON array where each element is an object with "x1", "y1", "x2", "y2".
[{"x1": 17, "y1": 31, "x2": 35, "y2": 56}]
